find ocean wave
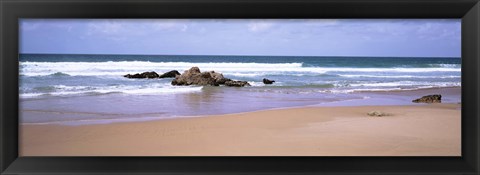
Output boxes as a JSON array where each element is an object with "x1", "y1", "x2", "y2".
[
  {"x1": 20, "y1": 84, "x2": 203, "y2": 98},
  {"x1": 227, "y1": 72, "x2": 268, "y2": 77},
  {"x1": 19, "y1": 61, "x2": 461, "y2": 77},
  {"x1": 20, "y1": 81, "x2": 461, "y2": 98},
  {"x1": 347, "y1": 81, "x2": 461, "y2": 87},
  {"x1": 339, "y1": 74, "x2": 461, "y2": 79},
  {"x1": 239, "y1": 79, "x2": 460, "y2": 93},
  {"x1": 319, "y1": 85, "x2": 460, "y2": 94},
  {"x1": 50, "y1": 72, "x2": 71, "y2": 77},
  {"x1": 248, "y1": 83, "x2": 336, "y2": 88},
  {"x1": 427, "y1": 64, "x2": 461, "y2": 68},
  {"x1": 245, "y1": 84, "x2": 460, "y2": 95},
  {"x1": 225, "y1": 72, "x2": 338, "y2": 78}
]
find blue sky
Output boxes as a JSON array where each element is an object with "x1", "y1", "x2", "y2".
[{"x1": 20, "y1": 19, "x2": 461, "y2": 57}]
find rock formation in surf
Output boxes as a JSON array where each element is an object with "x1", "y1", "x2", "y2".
[
  {"x1": 263, "y1": 78, "x2": 275, "y2": 84},
  {"x1": 224, "y1": 80, "x2": 251, "y2": 87},
  {"x1": 412, "y1": 94, "x2": 442, "y2": 103},
  {"x1": 159, "y1": 70, "x2": 181, "y2": 78},
  {"x1": 124, "y1": 70, "x2": 180, "y2": 79},
  {"x1": 123, "y1": 71, "x2": 160, "y2": 79},
  {"x1": 171, "y1": 67, "x2": 250, "y2": 87}
]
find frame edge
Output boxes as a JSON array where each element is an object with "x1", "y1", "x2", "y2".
[{"x1": 1, "y1": 0, "x2": 480, "y2": 174}]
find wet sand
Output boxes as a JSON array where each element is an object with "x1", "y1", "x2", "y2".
[
  {"x1": 20, "y1": 103, "x2": 461, "y2": 156},
  {"x1": 19, "y1": 87, "x2": 461, "y2": 125}
]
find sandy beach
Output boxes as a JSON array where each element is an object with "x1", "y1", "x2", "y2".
[{"x1": 20, "y1": 102, "x2": 461, "y2": 156}]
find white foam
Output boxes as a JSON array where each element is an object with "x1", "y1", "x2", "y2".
[
  {"x1": 20, "y1": 84, "x2": 203, "y2": 98},
  {"x1": 429, "y1": 64, "x2": 461, "y2": 68},
  {"x1": 348, "y1": 81, "x2": 460, "y2": 87},
  {"x1": 20, "y1": 61, "x2": 461, "y2": 77},
  {"x1": 318, "y1": 84, "x2": 460, "y2": 94},
  {"x1": 247, "y1": 81, "x2": 264, "y2": 87},
  {"x1": 20, "y1": 93, "x2": 44, "y2": 98},
  {"x1": 339, "y1": 74, "x2": 461, "y2": 79},
  {"x1": 225, "y1": 72, "x2": 268, "y2": 77}
]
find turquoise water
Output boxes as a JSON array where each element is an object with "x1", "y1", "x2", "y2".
[
  {"x1": 19, "y1": 54, "x2": 461, "y2": 124},
  {"x1": 20, "y1": 54, "x2": 460, "y2": 97}
]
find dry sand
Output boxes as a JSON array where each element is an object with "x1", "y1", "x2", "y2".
[{"x1": 19, "y1": 103, "x2": 461, "y2": 156}]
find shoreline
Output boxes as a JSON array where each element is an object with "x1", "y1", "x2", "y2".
[
  {"x1": 20, "y1": 103, "x2": 461, "y2": 156},
  {"x1": 19, "y1": 85, "x2": 461, "y2": 101},
  {"x1": 20, "y1": 87, "x2": 461, "y2": 125}
]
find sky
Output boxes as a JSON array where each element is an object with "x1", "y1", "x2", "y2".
[{"x1": 19, "y1": 19, "x2": 461, "y2": 57}]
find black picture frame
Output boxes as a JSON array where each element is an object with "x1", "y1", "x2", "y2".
[{"x1": 1, "y1": 0, "x2": 479, "y2": 174}]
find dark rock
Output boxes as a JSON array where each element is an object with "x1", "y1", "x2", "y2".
[
  {"x1": 263, "y1": 78, "x2": 275, "y2": 84},
  {"x1": 171, "y1": 79, "x2": 183, "y2": 85},
  {"x1": 124, "y1": 71, "x2": 159, "y2": 79},
  {"x1": 412, "y1": 94, "x2": 442, "y2": 103},
  {"x1": 205, "y1": 71, "x2": 232, "y2": 85},
  {"x1": 159, "y1": 70, "x2": 181, "y2": 78},
  {"x1": 171, "y1": 67, "x2": 250, "y2": 87},
  {"x1": 207, "y1": 71, "x2": 229, "y2": 85},
  {"x1": 225, "y1": 80, "x2": 251, "y2": 87},
  {"x1": 216, "y1": 78, "x2": 232, "y2": 85},
  {"x1": 171, "y1": 67, "x2": 219, "y2": 86}
]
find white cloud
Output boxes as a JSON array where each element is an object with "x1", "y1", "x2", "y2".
[
  {"x1": 85, "y1": 20, "x2": 128, "y2": 41},
  {"x1": 415, "y1": 21, "x2": 461, "y2": 40},
  {"x1": 303, "y1": 19, "x2": 339, "y2": 27},
  {"x1": 20, "y1": 22, "x2": 42, "y2": 31},
  {"x1": 86, "y1": 20, "x2": 124, "y2": 36},
  {"x1": 247, "y1": 21, "x2": 274, "y2": 32},
  {"x1": 417, "y1": 23, "x2": 433, "y2": 34},
  {"x1": 151, "y1": 22, "x2": 176, "y2": 30},
  {"x1": 52, "y1": 23, "x2": 74, "y2": 32},
  {"x1": 83, "y1": 19, "x2": 193, "y2": 42},
  {"x1": 150, "y1": 20, "x2": 189, "y2": 32},
  {"x1": 181, "y1": 24, "x2": 188, "y2": 32}
]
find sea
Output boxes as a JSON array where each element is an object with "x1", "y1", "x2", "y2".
[{"x1": 19, "y1": 54, "x2": 461, "y2": 125}]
